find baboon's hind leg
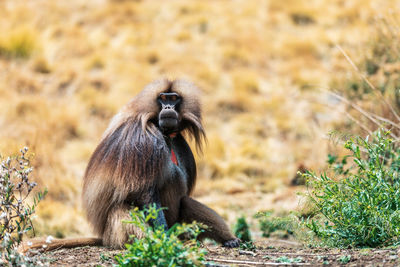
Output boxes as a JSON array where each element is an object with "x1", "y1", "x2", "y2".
[
  {"x1": 102, "y1": 204, "x2": 144, "y2": 248},
  {"x1": 179, "y1": 196, "x2": 240, "y2": 247}
]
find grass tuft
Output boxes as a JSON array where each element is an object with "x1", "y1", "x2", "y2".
[
  {"x1": 0, "y1": 28, "x2": 38, "y2": 59},
  {"x1": 256, "y1": 211, "x2": 297, "y2": 239}
]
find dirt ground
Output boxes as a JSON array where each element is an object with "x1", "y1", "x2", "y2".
[{"x1": 36, "y1": 239, "x2": 400, "y2": 266}]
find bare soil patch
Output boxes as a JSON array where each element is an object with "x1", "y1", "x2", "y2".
[{"x1": 38, "y1": 238, "x2": 400, "y2": 266}]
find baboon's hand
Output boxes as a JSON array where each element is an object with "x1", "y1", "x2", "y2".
[{"x1": 223, "y1": 238, "x2": 240, "y2": 248}]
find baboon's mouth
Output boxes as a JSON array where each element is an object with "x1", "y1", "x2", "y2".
[{"x1": 159, "y1": 117, "x2": 179, "y2": 133}]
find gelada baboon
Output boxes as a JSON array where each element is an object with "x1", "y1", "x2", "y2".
[{"x1": 19, "y1": 79, "x2": 239, "y2": 253}]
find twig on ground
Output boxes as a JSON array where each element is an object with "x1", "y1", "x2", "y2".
[
  {"x1": 239, "y1": 250, "x2": 257, "y2": 256},
  {"x1": 207, "y1": 258, "x2": 311, "y2": 266},
  {"x1": 263, "y1": 252, "x2": 340, "y2": 257}
]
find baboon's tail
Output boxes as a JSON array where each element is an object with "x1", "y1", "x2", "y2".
[{"x1": 18, "y1": 237, "x2": 103, "y2": 254}]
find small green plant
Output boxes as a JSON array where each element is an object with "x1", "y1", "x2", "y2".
[
  {"x1": 256, "y1": 211, "x2": 296, "y2": 239},
  {"x1": 233, "y1": 216, "x2": 256, "y2": 250},
  {"x1": 275, "y1": 256, "x2": 303, "y2": 263},
  {"x1": 233, "y1": 216, "x2": 252, "y2": 242},
  {"x1": 0, "y1": 148, "x2": 47, "y2": 266},
  {"x1": 115, "y1": 204, "x2": 206, "y2": 267},
  {"x1": 99, "y1": 252, "x2": 113, "y2": 263},
  {"x1": 338, "y1": 255, "x2": 351, "y2": 264},
  {"x1": 239, "y1": 241, "x2": 256, "y2": 251},
  {"x1": 304, "y1": 130, "x2": 400, "y2": 247}
]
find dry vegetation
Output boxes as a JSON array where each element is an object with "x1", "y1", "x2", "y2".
[{"x1": 0, "y1": 0, "x2": 398, "y2": 240}]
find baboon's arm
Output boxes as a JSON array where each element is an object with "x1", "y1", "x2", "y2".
[{"x1": 179, "y1": 196, "x2": 240, "y2": 247}]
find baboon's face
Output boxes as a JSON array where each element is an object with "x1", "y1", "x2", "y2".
[{"x1": 157, "y1": 92, "x2": 181, "y2": 134}]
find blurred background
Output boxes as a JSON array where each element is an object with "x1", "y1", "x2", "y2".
[{"x1": 0, "y1": 0, "x2": 399, "y2": 238}]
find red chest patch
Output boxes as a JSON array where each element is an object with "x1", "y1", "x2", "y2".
[{"x1": 171, "y1": 149, "x2": 178, "y2": 166}]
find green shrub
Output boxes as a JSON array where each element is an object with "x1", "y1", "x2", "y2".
[
  {"x1": 304, "y1": 130, "x2": 400, "y2": 247},
  {"x1": 115, "y1": 204, "x2": 206, "y2": 267},
  {"x1": 0, "y1": 148, "x2": 47, "y2": 266}
]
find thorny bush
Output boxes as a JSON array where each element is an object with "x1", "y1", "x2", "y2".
[{"x1": 0, "y1": 147, "x2": 47, "y2": 266}]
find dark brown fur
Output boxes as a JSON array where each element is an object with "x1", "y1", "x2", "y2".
[{"x1": 82, "y1": 79, "x2": 238, "y2": 248}]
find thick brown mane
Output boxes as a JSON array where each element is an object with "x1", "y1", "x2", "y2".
[
  {"x1": 103, "y1": 79, "x2": 205, "y2": 151},
  {"x1": 83, "y1": 118, "x2": 168, "y2": 235}
]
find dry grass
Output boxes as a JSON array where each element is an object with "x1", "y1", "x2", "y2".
[{"x1": 0, "y1": 0, "x2": 397, "y2": 238}]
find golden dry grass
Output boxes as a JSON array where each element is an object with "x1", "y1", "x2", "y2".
[{"x1": 0, "y1": 0, "x2": 398, "y2": 237}]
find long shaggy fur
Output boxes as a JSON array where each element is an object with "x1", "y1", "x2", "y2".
[
  {"x1": 19, "y1": 79, "x2": 237, "y2": 254},
  {"x1": 82, "y1": 79, "x2": 206, "y2": 237}
]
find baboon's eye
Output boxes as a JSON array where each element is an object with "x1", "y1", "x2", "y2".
[
  {"x1": 170, "y1": 95, "x2": 177, "y2": 101},
  {"x1": 160, "y1": 94, "x2": 167, "y2": 101}
]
